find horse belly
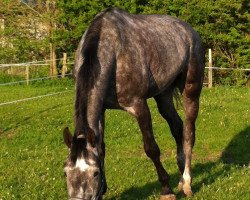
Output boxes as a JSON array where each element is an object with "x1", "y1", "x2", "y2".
[{"x1": 149, "y1": 63, "x2": 183, "y2": 95}]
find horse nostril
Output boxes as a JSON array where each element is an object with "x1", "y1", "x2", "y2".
[{"x1": 93, "y1": 171, "x2": 99, "y2": 177}]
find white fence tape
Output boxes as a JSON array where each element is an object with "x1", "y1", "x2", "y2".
[
  {"x1": 205, "y1": 66, "x2": 250, "y2": 71},
  {"x1": 0, "y1": 90, "x2": 72, "y2": 106},
  {"x1": 0, "y1": 62, "x2": 74, "y2": 68},
  {"x1": 0, "y1": 73, "x2": 73, "y2": 86},
  {"x1": 1, "y1": 62, "x2": 249, "y2": 70},
  {"x1": 0, "y1": 58, "x2": 74, "y2": 68}
]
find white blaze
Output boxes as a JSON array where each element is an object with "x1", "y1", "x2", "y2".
[{"x1": 76, "y1": 158, "x2": 90, "y2": 172}]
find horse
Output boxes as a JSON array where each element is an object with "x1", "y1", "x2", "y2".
[{"x1": 63, "y1": 7, "x2": 205, "y2": 200}]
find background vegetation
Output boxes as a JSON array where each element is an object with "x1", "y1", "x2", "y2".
[
  {"x1": 0, "y1": 0, "x2": 51, "y2": 63},
  {"x1": 1, "y1": 1, "x2": 249, "y2": 68},
  {"x1": 56, "y1": 0, "x2": 250, "y2": 70}
]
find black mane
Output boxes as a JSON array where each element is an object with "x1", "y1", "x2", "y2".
[{"x1": 74, "y1": 10, "x2": 107, "y2": 136}]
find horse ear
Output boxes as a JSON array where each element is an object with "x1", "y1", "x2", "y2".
[
  {"x1": 86, "y1": 128, "x2": 96, "y2": 148},
  {"x1": 63, "y1": 127, "x2": 72, "y2": 149}
]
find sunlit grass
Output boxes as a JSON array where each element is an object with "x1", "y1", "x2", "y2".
[{"x1": 0, "y1": 83, "x2": 249, "y2": 199}]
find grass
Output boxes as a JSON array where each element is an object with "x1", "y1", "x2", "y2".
[{"x1": 0, "y1": 81, "x2": 249, "y2": 200}]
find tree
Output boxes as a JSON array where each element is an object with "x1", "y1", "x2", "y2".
[
  {"x1": 1, "y1": 0, "x2": 249, "y2": 76},
  {"x1": 0, "y1": 0, "x2": 49, "y2": 63}
]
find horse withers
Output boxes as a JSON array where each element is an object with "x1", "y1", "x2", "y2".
[{"x1": 63, "y1": 8, "x2": 205, "y2": 200}]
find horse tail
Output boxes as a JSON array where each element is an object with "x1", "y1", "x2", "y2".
[{"x1": 173, "y1": 88, "x2": 182, "y2": 109}]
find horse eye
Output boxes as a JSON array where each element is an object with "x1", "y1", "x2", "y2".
[{"x1": 93, "y1": 171, "x2": 99, "y2": 177}]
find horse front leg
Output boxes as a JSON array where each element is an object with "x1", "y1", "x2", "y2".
[
  {"x1": 130, "y1": 99, "x2": 176, "y2": 200},
  {"x1": 181, "y1": 78, "x2": 202, "y2": 197}
]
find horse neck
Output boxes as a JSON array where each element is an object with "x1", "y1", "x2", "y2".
[{"x1": 74, "y1": 82, "x2": 89, "y2": 136}]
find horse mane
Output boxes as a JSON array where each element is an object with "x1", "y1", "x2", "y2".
[
  {"x1": 74, "y1": 10, "x2": 108, "y2": 135},
  {"x1": 74, "y1": 7, "x2": 127, "y2": 141}
]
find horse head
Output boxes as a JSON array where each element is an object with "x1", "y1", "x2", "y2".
[{"x1": 63, "y1": 127, "x2": 104, "y2": 200}]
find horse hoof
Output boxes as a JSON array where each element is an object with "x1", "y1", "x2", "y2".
[
  {"x1": 184, "y1": 190, "x2": 193, "y2": 197},
  {"x1": 179, "y1": 189, "x2": 193, "y2": 197},
  {"x1": 160, "y1": 194, "x2": 176, "y2": 200},
  {"x1": 178, "y1": 181, "x2": 183, "y2": 192}
]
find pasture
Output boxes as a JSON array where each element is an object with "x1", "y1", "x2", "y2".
[{"x1": 0, "y1": 81, "x2": 249, "y2": 200}]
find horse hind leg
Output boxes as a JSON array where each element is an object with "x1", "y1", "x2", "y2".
[
  {"x1": 129, "y1": 99, "x2": 176, "y2": 200},
  {"x1": 181, "y1": 59, "x2": 204, "y2": 196},
  {"x1": 154, "y1": 89, "x2": 185, "y2": 191}
]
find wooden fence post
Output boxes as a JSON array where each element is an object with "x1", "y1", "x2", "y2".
[
  {"x1": 50, "y1": 43, "x2": 53, "y2": 76},
  {"x1": 50, "y1": 43, "x2": 57, "y2": 77},
  {"x1": 53, "y1": 49, "x2": 57, "y2": 76},
  {"x1": 26, "y1": 65, "x2": 29, "y2": 85},
  {"x1": 208, "y1": 48, "x2": 213, "y2": 88},
  {"x1": 62, "y1": 53, "x2": 67, "y2": 77},
  {"x1": 8, "y1": 66, "x2": 13, "y2": 75}
]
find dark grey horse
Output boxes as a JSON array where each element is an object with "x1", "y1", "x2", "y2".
[{"x1": 63, "y1": 8, "x2": 205, "y2": 200}]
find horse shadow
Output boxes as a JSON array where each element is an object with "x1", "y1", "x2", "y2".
[
  {"x1": 107, "y1": 181, "x2": 160, "y2": 200},
  {"x1": 107, "y1": 126, "x2": 250, "y2": 199},
  {"x1": 220, "y1": 126, "x2": 250, "y2": 166}
]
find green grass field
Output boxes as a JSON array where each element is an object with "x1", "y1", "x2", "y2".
[{"x1": 0, "y1": 81, "x2": 249, "y2": 200}]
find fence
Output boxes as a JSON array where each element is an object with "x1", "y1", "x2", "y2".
[
  {"x1": 206, "y1": 49, "x2": 250, "y2": 88},
  {"x1": 0, "y1": 90, "x2": 72, "y2": 106},
  {"x1": 0, "y1": 50, "x2": 249, "y2": 107},
  {"x1": 1, "y1": 49, "x2": 249, "y2": 87},
  {"x1": 0, "y1": 53, "x2": 74, "y2": 86}
]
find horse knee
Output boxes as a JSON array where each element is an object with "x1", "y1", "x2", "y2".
[
  {"x1": 144, "y1": 143, "x2": 160, "y2": 159},
  {"x1": 171, "y1": 121, "x2": 183, "y2": 141}
]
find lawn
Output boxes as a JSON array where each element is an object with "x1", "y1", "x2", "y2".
[{"x1": 0, "y1": 81, "x2": 249, "y2": 200}]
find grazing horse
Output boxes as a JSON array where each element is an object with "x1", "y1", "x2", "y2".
[{"x1": 63, "y1": 7, "x2": 205, "y2": 200}]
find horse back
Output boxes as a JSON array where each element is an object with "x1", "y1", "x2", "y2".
[{"x1": 76, "y1": 8, "x2": 204, "y2": 108}]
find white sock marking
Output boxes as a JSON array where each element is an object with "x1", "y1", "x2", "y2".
[{"x1": 183, "y1": 170, "x2": 191, "y2": 185}]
